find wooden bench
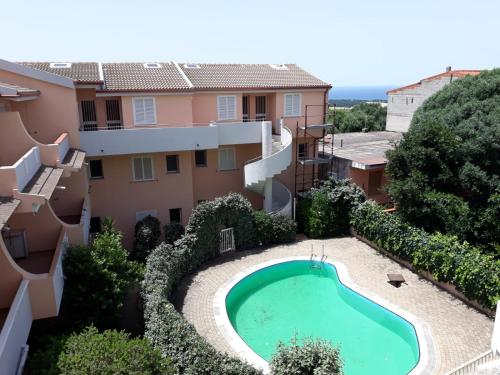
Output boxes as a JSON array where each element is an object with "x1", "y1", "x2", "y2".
[{"x1": 387, "y1": 273, "x2": 406, "y2": 288}]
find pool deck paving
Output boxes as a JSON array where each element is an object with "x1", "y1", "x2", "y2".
[{"x1": 172, "y1": 236, "x2": 494, "y2": 375}]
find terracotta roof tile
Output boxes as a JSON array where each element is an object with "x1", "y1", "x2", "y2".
[
  {"x1": 388, "y1": 70, "x2": 482, "y2": 94},
  {"x1": 0, "y1": 81, "x2": 40, "y2": 97},
  {"x1": 17, "y1": 62, "x2": 101, "y2": 83},
  {"x1": 101, "y1": 62, "x2": 190, "y2": 91},
  {"x1": 180, "y1": 63, "x2": 330, "y2": 90}
]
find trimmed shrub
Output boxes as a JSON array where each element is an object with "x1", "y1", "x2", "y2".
[
  {"x1": 253, "y1": 211, "x2": 296, "y2": 246},
  {"x1": 299, "y1": 178, "x2": 365, "y2": 238},
  {"x1": 57, "y1": 326, "x2": 174, "y2": 375},
  {"x1": 133, "y1": 215, "x2": 162, "y2": 262},
  {"x1": 164, "y1": 221, "x2": 185, "y2": 245},
  {"x1": 351, "y1": 201, "x2": 500, "y2": 309},
  {"x1": 143, "y1": 193, "x2": 264, "y2": 374},
  {"x1": 63, "y1": 224, "x2": 141, "y2": 329},
  {"x1": 270, "y1": 337, "x2": 343, "y2": 375}
]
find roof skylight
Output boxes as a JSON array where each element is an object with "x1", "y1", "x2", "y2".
[
  {"x1": 184, "y1": 63, "x2": 201, "y2": 69},
  {"x1": 144, "y1": 63, "x2": 162, "y2": 69},
  {"x1": 269, "y1": 64, "x2": 289, "y2": 70},
  {"x1": 50, "y1": 62, "x2": 72, "y2": 69}
]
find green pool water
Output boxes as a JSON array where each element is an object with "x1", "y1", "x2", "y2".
[{"x1": 226, "y1": 260, "x2": 420, "y2": 375}]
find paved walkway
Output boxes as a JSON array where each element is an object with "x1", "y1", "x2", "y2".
[{"x1": 173, "y1": 237, "x2": 494, "y2": 375}]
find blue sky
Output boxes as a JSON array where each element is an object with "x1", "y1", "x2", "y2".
[{"x1": 3, "y1": 0, "x2": 499, "y2": 87}]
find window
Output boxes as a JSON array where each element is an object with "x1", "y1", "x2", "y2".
[
  {"x1": 218, "y1": 148, "x2": 236, "y2": 171},
  {"x1": 0, "y1": 103, "x2": 7, "y2": 112},
  {"x1": 135, "y1": 210, "x2": 158, "y2": 222},
  {"x1": 50, "y1": 62, "x2": 72, "y2": 68},
  {"x1": 133, "y1": 97, "x2": 156, "y2": 125},
  {"x1": 298, "y1": 142, "x2": 309, "y2": 159},
  {"x1": 89, "y1": 217, "x2": 101, "y2": 234},
  {"x1": 195, "y1": 150, "x2": 207, "y2": 167},
  {"x1": 88, "y1": 159, "x2": 104, "y2": 179},
  {"x1": 284, "y1": 93, "x2": 301, "y2": 117},
  {"x1": 143, "y1": 63, "x2": 161, "y2": 68},
  {"x1": 217, "y1": 95, "x2": 237, "y2": 121},
  {"x1": 132, "y1": 156, "x2": 154, "y2": 181},
  {"x1": 169, "y1": 208, "x2": 182, "y2": 223},
  {"x1": 166, "y1": 155, "x2": 179, "y2": 173}
]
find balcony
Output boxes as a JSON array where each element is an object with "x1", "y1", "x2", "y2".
[
  {"x1": 1, "y1": 204, "x2": 69, "y2": 319},
  {"x1": 0, "y1": 146, "x2": 42, "y2": 196},
  {"x1": 0, "y1": 280, "x2": 32, "y2": 375},
  {"x1": 78, "y1": 121, "x2": 264, "y2": 156}
]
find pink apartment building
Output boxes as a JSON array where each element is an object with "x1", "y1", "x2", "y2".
[{"x1": 0, "y1": 59, "x2": 330, "y2": 373}]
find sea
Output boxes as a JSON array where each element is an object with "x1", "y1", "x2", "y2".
[{"x1": 329, "y1": 86, "x2": 395, "y2": 101}]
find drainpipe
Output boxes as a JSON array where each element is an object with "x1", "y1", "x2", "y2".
[{"x1": 262, "y1": 121, "x2": 273, "y2": 212}]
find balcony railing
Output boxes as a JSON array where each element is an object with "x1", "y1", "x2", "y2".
[
  {"x1": 0, "y1": 280, "x2": 32, "y2": 375},
  {"x1": 0, "y1": 147, "x2": 41, "y2": 196},
  {"x1": 79, "y1": 121, "x2": 264, "y2": 157}
]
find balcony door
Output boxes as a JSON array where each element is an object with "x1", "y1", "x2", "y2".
[
  {"x1": 106, "y1": 99, "x2": 122, "y2": 129},
  {"x1": 242, "y1": 95, "x2": 249, "y2": 122},
  {"x1": 256, "y1": 95, "x2": 266, "y2": 121},
  {"x1": 81, "y1": 100, "x2": 97, "y2": 131},
  {"x1": 3, "y1": 229, "x2": 27, "y2": 259}
]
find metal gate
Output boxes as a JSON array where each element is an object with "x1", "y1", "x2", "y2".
[{"x1": 219, "y1": 227, "x2": 235, "y2": 254}]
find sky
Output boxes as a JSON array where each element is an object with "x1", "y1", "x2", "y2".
[{"x1": 3, "y1": 0, "x2": 499, "y2": 87}]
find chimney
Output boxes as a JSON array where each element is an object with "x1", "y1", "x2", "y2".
[{"x1": 446, "y1": 66, "x2": 452, "y2": 72}]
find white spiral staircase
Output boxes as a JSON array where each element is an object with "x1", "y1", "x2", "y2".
[{"x1": 244, "y1": 121, "x2": 293, "y2": 217}]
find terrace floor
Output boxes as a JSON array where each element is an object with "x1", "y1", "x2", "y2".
[{"x1": 173, "y1": 236, "x2": 494, "y2": 375}]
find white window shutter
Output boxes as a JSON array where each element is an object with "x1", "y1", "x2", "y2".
[
  {"x1": 218, "y1": 148, "x2": 235, "y2": 170},
  {"x1": 133, "y1": 158, "x2": 143, "y2": 180},
  {"x1": 227, "y1": 96, "x2": 236, "y2": 120},
  {"x1": 217, "y1": 96, "x2": 236, "y2": 121},
  {"x1": 143, "y1": 157, "x2": 153, "y2": 180},
  {"x1": 134, "y1": 98, "x2": 145, "y2": 124},
  {"x1": 144, "y1": 99, "x2": 155, "y2": 124}
]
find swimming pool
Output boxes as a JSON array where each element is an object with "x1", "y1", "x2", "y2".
[{"x1": 214, "y1": 257, "x2": 433, "y2": 374}]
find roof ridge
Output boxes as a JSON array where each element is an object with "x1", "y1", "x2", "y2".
[{"x1": 172, "y1": 61, "x2": 193, "y2": 88}]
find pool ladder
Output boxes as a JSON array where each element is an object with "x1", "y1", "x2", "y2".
[{"x1": 310, "y1": 244, "x2": 327, "y2": 269}]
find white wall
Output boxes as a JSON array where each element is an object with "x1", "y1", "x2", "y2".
[
  {"x1": 386, "y1": 76, "x2": 460, "y2": 132},
  {"x1": 0, "y1": 280, "x2": 32, "y2": 375}
]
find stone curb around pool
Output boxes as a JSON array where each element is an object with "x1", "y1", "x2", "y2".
[{"x1": 213, "y1": 256, "x2": 438, "y2": 375}]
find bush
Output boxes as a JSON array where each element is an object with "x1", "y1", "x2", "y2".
[
  {"x1": 63, "y1": 223, "x2": 141, "y2": 329},
  {"x1": 132, "y1": 215, "x2": 162, "y2": 262},
  {"x1": 270, "y1": 337, "x2": 343, "y2": 375},
  {"x1": 253, "y1": 211, "x2": 296, "y2": 246},
  {"x1": 25, "y1": 335, "x2": 68, "y2": 375},
  {"x1": 351, "y1": 201, "x2": 500, "y2": 309},
  {"x1": 300, "y1": 178, "x2": 365, "y2": 238},
  {"x1": 164, "y1": 221, "x2": 185, "y2": 245},
  {"x1": 143, "y1": 194, "x2": 265, "y2": 374},
  {"x1": 56, "y1": 326, "x2": 174, "y2": 375}
]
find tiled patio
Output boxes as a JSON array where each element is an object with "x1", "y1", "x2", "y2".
[{"x1": 173, "y1": 236, "x2": 494, "y2": 375}]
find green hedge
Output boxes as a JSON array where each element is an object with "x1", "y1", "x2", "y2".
[
  {"x1": 298, "y1": 178, "x2": 365, "y2": 238},
  {"x1": 133, "y1": 215, "x2": 162, "y2": 263},
  {"x1": 351, "y1": 201, "x2": 500, "y2": 310},
  {"x1": 143, "y1": 193, "x2": 282, "y2": 374},
  {"x1": 164, "y1": 222, "x2": 185, "y2": 245},
  {"x1": 253, "y1": 210, "x2": 297, "y2": 246}
]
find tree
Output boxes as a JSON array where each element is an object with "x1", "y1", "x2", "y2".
[
  {"x1": 328, "y1": 103, "x2": 386, "y2": 133},
  {"x1": 386, "y1": 69, "x2": 500, "y2": 250},
  {"x1": 63, "y1": 221, "x2": 141, "y2": 329}
]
